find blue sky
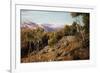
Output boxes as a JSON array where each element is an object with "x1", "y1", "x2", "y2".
[{"x1": 21, "y1": 10, "x2": 83, "y2": 25}]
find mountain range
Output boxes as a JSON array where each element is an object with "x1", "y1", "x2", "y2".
[{"x1": 21, "y1": 22, "x2": 65, "y2": 32}]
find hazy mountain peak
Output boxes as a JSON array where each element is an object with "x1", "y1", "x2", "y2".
[{"x1": 21, "y1": 22, "x2": 65, "y2": 32}]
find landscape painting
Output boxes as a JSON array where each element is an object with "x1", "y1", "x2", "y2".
[{"x1": 20, "y1": 9, "x2": 90, "y2": 63}]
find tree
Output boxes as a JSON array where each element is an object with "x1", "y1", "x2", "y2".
[
  {"x1": 70, "y1": 22, "x2": 77, "y2": 35},
  {"x1": 63, "y1": 25, "x2": 71, "y2": 36},
  {"x1": 70, "y1": 12, "x2": 89, "y2": 33},
  {"x1": 27, "y1": 30, "x2": 35, "y2": 61},
  {"x1": 82, "y1": 13, "x2": 90, "y2": 33},
  {"x1": 70, "y1": 12, "x2": 89, "y2": 41},
  {"x1": 48, "y1": 32, "x2": 58, "y2": 47},
  {"x1": 71, "y1": 13, "x2": 83, "y2": 18}
]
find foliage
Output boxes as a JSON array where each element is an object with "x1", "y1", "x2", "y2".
[
  {"x1": 21, "y1": 12, "x2": 90, "y2": 61},
  {"x1": 63, "y1": 25, "x2": 71, "y2": 36},
  {"x1": 48, "y1": 32, "x2": 58, "y2": 46},
  {"x1": 70, "y1": 12, "x2": 90, "y2": 33}
]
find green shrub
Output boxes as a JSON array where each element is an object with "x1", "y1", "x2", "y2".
[{"x1": 48, "y1": 32, "x2": 58, "y2": 46}]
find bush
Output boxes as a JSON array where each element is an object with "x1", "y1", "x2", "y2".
[
  {"x1": 48, "y1": 32, "x2": 58, "y2": 46},
  {"x1": 63, "y1": 25, "x2": 70, "y2": 36}
]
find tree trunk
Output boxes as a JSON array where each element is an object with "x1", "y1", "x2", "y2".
[{"x1": 28, "y1": 41, "x2": 31, "y2": 62}]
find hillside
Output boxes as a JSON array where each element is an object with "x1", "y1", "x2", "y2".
[{"x1": 21, "y1": 22, "x2": 89, "y2": 63}]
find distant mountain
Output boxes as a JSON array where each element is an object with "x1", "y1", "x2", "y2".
[
  {"x1": 40, "y1": 24, "x2": 55, "y2": 32},
  {"x1": 21, "y1": 22, "x2": 39, "y2": 30},
  {"x1": 21, "y1": 22, "x2": 65, "y2": 32},
  {"x1": 41, "y1": 23, "x2": 65, "y2": 32}
]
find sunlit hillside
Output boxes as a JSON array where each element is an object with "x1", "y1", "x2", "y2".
[{"x1": 21, "y1": 20, "x2": 89, "y2": 63}]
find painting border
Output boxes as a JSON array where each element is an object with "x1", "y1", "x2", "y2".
[{"x1": 11, "y1": 2, "x2": 96, "y2": 73}]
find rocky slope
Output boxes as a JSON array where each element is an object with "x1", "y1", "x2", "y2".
[{"x1": 21, "y1": 35, "x2": 89, "y2": 63}]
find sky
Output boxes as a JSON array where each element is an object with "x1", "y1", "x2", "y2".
[{"x1": 21, "y1": 10, "x2": 83, "y2": 25}]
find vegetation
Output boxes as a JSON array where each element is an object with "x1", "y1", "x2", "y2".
[{"x1": 21, "y1": 12, "x2": 90, "y2": 63}]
